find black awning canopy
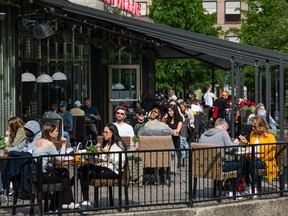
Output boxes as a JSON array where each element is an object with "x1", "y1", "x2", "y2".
[
  {"x1": 36, "y1": 0, "x2": 288, "y2": 70},
  {"x1": 34, "y1": 0, "x2": 288, "y2": 139}
]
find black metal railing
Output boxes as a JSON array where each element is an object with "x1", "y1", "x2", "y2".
[{"x1": 0, "y1": 142, "x2": 287, "y2": 215}]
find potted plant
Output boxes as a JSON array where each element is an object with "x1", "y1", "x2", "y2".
[
  {"x1": 0, "y1": 136, "x2": 8, "y2": 155},
  {"x1": 85, "y1": 145, "x2": 99, "y2": 161},
  {"x1": 132, "y1": 135, "x2": 140, "y2": 150}
]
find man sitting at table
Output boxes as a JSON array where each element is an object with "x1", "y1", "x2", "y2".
[
  {"x1": 113, "y1": 106, "x2": 134, "y2": 146},
  {"x1": 199, "y1": 118, "x2": 243, "y2": 191}
]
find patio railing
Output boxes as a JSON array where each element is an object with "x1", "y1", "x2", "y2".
[{"x1": 0, "y1": 142, "x2": 287, "y2": 215}]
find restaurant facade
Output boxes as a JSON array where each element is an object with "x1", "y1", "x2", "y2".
[{"x1": 1, "y1": 0, "x2": 288, "y2": 138}]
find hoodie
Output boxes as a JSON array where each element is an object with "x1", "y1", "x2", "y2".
[
  {"x1": 8, "y1": 120, "x2": 42, "y2": 153},
  {"x1": 199, "y1": 128, "x2": 235, "y2": 147}
]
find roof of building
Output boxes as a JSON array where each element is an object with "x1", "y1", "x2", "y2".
[{"x1": 37, "y1": 0, "x2": 288, "y2": 69}]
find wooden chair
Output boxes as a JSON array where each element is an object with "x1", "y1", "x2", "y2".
[
  {"x1": 139, "y1": 136, "x2": 173, "y2": 185},
  {"x1": 191, "y1": 143, "x2": 237, "y2": 199},
  {"x1": 97, "y1": 136, "x2": 131, "y2": 149},
  {"x1": 89, "y1": 163, "x2": 130, "y2": 211}
]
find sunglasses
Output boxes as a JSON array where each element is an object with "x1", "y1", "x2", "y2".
[{"x1": 116, "y1": 112, "x2": 125, "y2": 116}]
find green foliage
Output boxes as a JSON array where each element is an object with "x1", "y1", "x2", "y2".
[
  {"x1": 230, "y1": 0, "x2": 288, "y2": 52},
  {"x1": 149, "y1": 0, "x2": 223, "y2": 94},
  {"x1": 0, "y1": 136, "x2": 8, "y2": 149},
  {"x1": 86, "y1": 145, "x2": 99, "y2": 153}
]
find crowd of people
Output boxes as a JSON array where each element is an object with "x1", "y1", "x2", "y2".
[{"x1": 0, "y1": 85, "x2": 280, "y2": 210}]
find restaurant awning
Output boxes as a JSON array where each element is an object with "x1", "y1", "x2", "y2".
[{"x1": 36, "y1": 0, "x2": 288, "y2": 70}]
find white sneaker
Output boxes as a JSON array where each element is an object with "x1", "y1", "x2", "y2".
[
  {"x1": 81, "y1": 201, "x2": 91, "y2": 206},
  {"x1": 69, "y1": 202, "x2": 80, "y2": 209},
  {"x1": 62, "y1": 204, "x2": 69, "y2": 209}
]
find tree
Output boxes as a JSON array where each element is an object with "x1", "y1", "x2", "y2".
[
  {"x1": 230, "y1": 0, "x2": 288, "y2": 52},
  {"x1": 148, "y1": 0, "x2": 222, "y2": 95},
  {"x1": 229, "y1": 0, "x2": 288, "y2": 94}
]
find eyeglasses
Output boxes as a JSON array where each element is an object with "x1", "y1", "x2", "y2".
[
  {"x1": 116, "y1": 112, "x2": 125, "y2": 116},
  {"x1": 137, "y1": 113, "x2": 145, "y2": 116},
  {"x1": 102, "y1": 131, "x2": 112, "y2": 135}
]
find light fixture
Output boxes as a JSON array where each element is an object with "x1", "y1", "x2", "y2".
[
  {"x1": 52, "y1": 72, "x2": 67, "y2": 81},
  {"x1": 0, "y1": 13, "x2": 6, "y2": 21},
  {"x1": 113, "y1": 83, "x2": 125, "y2": 90},
  {"x1": 22, "y1": 70, "x2": 36, "y2": 82},
  {"x1": 36, "y1": 73, "x2": 53, "y2": 83},
  {"x1": 33, "y1": 23, "x2": 54, "y2": 39}
]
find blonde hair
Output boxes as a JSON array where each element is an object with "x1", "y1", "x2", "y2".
[{"x1": 149, "y1": 108, "x2": 162, "y2": 121}]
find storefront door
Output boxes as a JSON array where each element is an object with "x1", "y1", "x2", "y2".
[{"x1": 108, "y1": 65, "x2": 140, "y2": 123}]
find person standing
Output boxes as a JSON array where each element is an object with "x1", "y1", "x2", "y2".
[
  {"x1": 166, "y1": 104, "x2": 183, "y2": 167},
  {"x1": 203, "y1": 85, "x2": 217, "y2": 120},
  {"x1": 81, "y1": 97, "x2": 101, "y2": 143},
  {"x1": 70, "y1": 100, "x2": 85, "y2": 116},
  {"x1": 57, "y1": 101, "x2": 73, "y2": 147}
]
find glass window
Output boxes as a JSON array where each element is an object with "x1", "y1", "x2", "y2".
[
  {"x1": 203, "y1": 1, "x2": 217, "y2": 14},
  {"x1": 139, "y1": 2, "x2": 147, "y2": 16},
  {"x1": 225, "y1": 1, "x2": 241, "y2": 23},
  {"x1": 226, "y1": 36, "x2": 240, "y2": 43}
]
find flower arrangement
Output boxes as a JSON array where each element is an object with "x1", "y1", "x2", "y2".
[
  {"x1": 0, "y1": 136, "x2": 8, "y2": 149},
  {"x1": 239, "y1": 100, "x2": 256, "y2": 112}
]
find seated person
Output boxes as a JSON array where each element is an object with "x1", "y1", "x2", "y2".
[
  {"x1": 199, "y1": 118, "x2": 243, "y2": 187},
  {"x1": 130, "y1": 107, "x2": 148, "y2": 135},
  {"x1": 77, "y1": 123, "x2": 126, "y2": 206},
  {"x1": 239, "y1": 116, "x2": 278, "y2": 195},
  {"x1": 6, "y1": 116, "x2": 26, "y2": 147},
  {"x1": 138, "y1": 107, "x2": 175, "y2": 136},
  {"x1": 33, "y1": 122, "x2": 79, "y2": 211},
  {"x1": 1, "y1": 120, "x2": 41, "y2": 199}
]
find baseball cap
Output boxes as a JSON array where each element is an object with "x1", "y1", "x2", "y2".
[
  {"x1": 58, "y1": 101, "x2": 68, "y2": 107},
  {"x1": 74, "y1": 100, "x2": 81, "y2": 107}
]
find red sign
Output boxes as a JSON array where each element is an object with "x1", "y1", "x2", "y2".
[{"x1": 102, "y1": 0, "x2": 141, "y2": 16}]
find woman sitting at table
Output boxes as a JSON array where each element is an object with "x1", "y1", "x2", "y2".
[
  {"x1": 78, "y1": 123, "x2": 126, "y2": 206},
  {"x1": 239, "y1": 116, "x2": 278, "y2": 194},
  {"x1": 6, "y1": 116, "x2": 26, "y2": 147},
  {"x1": 33, "y1": 122, "x2": 79, "y2": 211}
]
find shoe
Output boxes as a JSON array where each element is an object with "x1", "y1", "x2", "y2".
[
  {"x1": 69, "y1": 202, "x2": 80, "y2": 209},
  {"x1": 62, "y1": 204, "x2": 70, "y2": 209},
  {"x1": 81, "y1": 201, "x2": 91, "y2": 206},
  {"x1": 224, "y1": 191, "x2": 233, "y2": 197},
  {"x1": 8, "y1": 189, "x2": 13, "y2": 196},
  {"x1": 0, "y1": 195, "x2": 7, "y2": 203},
  {"x1": 251, "y1": 188, "x2": 258, "y2": 199}
]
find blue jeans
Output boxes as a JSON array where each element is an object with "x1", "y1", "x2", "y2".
[{"x1": 222, "y1": 161, "x2": 243, "y2": 184}]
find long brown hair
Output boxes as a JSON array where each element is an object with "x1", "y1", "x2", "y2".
[
  {"x1": 41, "y1": 122, "x2": 57, "y2": 141},
  {"x1": 251, "y1": 116, "x2": 273, "y2": 137},
  {"x1": 8, "y1": 116, "x2": 25, "y2": 142}
]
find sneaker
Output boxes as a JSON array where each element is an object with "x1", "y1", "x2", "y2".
[
  {"x1": 81, "y1": 201, "x2": 91, "y2": 207},
  {"x1": 0, "y1": 195, "x2": 7, "y2": 203},
  {"x1": 69, "y1": 202, "x2": 80, "y2": 209},
  {"x1": 62, "y1": 204, "x2": 70, "y2": 209}
]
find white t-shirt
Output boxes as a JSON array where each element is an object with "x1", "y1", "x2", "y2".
[
  {"x1": 203, "y1": 92, "x2": 216, "y2": 107},
  {"x1": 114, "y1": 122, "x2": 134, "y2": 137}
]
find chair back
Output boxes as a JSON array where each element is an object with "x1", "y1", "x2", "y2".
[
  {"x1": 70, "y1": 116, "x2": 85, "y2": 144},
  {"x1": 191, "y1": 143, "x2": 237, "y2": 181},
  {"x1": 139, "y1": 136, "x2": 172, "y2": 168}
]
